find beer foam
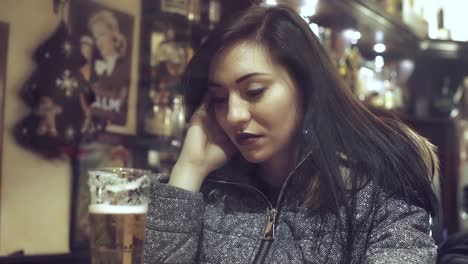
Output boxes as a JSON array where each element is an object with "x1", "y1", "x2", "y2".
[{"x1": 89, "y1": 204, "x2": 148, "y2": 214}]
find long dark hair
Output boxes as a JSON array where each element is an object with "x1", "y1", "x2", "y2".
[{"x1": 183, "y1": 4, "x2": 438, "y2": 262}]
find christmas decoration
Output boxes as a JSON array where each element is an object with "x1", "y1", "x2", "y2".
[{"x1": 14, "y1": 13, "x2": 104, "y2": 158}]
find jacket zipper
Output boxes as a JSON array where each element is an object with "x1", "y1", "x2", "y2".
[
  {"x1": 263, "y1": 208, "x2": 277, "y2": 240},
  {"x1": 255, "y1": 151, "x2": 313, "y2": 263},
  {"x1": 207, "y1": 179, "x2": 275, "y2": 263},
  {"x1": 208, "y1": 151, "x2": 313, "y2": 263},
  {"x1": 252, "y1": 208, "x2": 277, "y2": 263}
]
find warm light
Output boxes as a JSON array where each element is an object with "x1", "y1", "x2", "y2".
[
  {"x1": 375, "y1": 55, "x2": 384, "y2": 69},
  {"x1": 400, "y1": 59, "x2": 414, "y2": 71},
  {"x1": 373, "y1": 43, "x2": 386, "y2": 53},
  {"x1": 444, "y1": 0, "x2": 468, "y2": 41},
  {"x1": 464, "y1": 129, "x2": 468, "y2": 141},
  {"x1": 343, "y1": 29, "x2": 361, "y2": 44},
  {"x1": 309, "y1": 23, "x2": 319, "y2": 36},
  {"x1": 265, "y1": 0, "x2": 277, "y2": 6},
  {"x1": 352, "y1": 31, "x2": 361, "y2": 43},
  {"x1": 300, "y1": 0, "x2": 318, "y2": 17},
  {"x1": 450, "y1": 108, "x2": 459, "y2": 118},
  {"x1": 375, "y1": 31, "x2": 384, "y2": 42},
  {"x1": 359, "y1": 67, "x2": 374, "y2": 78},
  {"x1": 343, "y1": 29, "x2": 353, "y2": 39}
]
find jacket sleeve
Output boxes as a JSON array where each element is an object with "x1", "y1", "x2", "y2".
[
  {"x1": 143, "y1": 174, "x2": 205, "y2": 264},
  {"x1": 365, "y1": 197, "x2": 437, "y2": 264}
]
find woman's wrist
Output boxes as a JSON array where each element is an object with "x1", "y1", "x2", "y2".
[{"x1": 168, "y1": 161, "x2": 209, "y2": 192}]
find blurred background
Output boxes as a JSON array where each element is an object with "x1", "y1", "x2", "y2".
[{"x1": 1, "y1": 0, "x2": 468, "y2": 262}]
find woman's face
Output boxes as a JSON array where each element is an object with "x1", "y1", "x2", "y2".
[
  {"x1": 208, "y1": 41, "x2": 303, "y2": 164},
  {"x1": 91, "y1": 21, "x2": 117, "y2": 58}
]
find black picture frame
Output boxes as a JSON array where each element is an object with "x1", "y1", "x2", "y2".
[{"x1": 69, "y1": 0, "x2": 137, "y2": 135}]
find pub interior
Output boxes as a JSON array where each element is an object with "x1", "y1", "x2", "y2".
[{"x1": 0, "y1": 0, "x2": 468, "y2": 263}]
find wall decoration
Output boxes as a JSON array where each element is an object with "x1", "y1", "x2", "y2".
[
  {"x1": 13, "y1": 13, "x2": 89, "y2": 158},
  {"x1": 13, "y1": 0, "x2": 138, "y2": 158},
  {"x1": 69, "y1": 0, "x2": 137, "y2": 135}
]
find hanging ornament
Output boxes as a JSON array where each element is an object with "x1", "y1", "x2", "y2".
[
  {"x1": 56, "y1": 69, "x2": 78, "y2": 97},
  {"x1": 35, "y1": 96, "x2": 63, "y2": 137},
  {"x1": 62, "y1": 40, "x2": 73, "y2": 57},
  {"x1": 65, "y1": 124, "x2": 76, "y2": 142},
  {"x1": 14, "y1": 2, "x2": 104, "y2": 158}
]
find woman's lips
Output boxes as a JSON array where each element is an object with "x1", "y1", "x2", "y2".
[{"x1": 235, "y1": 132, "x2": 263, "y2": 146}]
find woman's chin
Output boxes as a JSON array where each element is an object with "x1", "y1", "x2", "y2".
[{"x1": 239, "y1": 150, "x2": 269, "y2": 164}]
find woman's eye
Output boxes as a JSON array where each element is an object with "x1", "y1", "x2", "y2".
[{"x1": 246, "y1": 88, "x2": 265, "y2": 98}]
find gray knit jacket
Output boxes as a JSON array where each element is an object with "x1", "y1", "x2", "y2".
[{"x1": 143, "y1": 165, "x2": 436, "y2": 264}]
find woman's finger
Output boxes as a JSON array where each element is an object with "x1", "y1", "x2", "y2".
[{"x1": 195, "y1": 93, "x2": 211, "y2": 114}]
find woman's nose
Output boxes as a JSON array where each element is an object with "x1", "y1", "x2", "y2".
[{"x1": 226, "y1": 95, "x2": 250, "y2": 127}]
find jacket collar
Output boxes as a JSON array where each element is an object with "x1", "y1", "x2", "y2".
[{"x1": 206, "y1": 151, "x2": 316, "y2": 200}]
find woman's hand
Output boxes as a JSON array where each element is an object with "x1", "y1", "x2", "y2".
[{"x1": 169, "y1": 95, "x2": 236, "y2": 192}]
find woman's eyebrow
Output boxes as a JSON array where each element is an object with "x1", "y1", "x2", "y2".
[
  {"x1": 208, "y1": 72, "x2": 269, "y2": 88},
  {"x1": 235, "y1": 72, "x2": 269, "y2": 84}
]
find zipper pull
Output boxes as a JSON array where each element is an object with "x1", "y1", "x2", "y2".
[{"x1": 263, "y1": 208, "x2": 277, "y2": 240}]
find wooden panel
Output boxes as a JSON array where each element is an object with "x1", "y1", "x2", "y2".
[{"x1": 0, "y1": 20, "x2": 9, "y2": 250}]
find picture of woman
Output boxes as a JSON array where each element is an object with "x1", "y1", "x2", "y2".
[{"x1": 88, "y1": 9, "x2": 130, "y2": 126}]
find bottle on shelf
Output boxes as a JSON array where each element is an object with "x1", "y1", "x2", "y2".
[
  {"x1": 208, "y1": 0, "x2": 221, "y2": 29},
  {"x1": 171, "y1": 94, "x2": 186, "y2": 142},
  {"x1": 144, "y1": 81, "x2": 174, "y2": 137},
  {"x1": 436, "y1": 7, "x2": 450, "y2": 40},
  {"x1": 383, "y1": 70, "x2": 403, "y2": 110}
]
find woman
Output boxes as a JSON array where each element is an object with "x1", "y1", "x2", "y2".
[
  {"x1": 144, "y1": 5, "x2": 439, "y2": 263},
  {"x1": 88, "y1": 10, "x2": 127, "y2": 76},
  {"x1": 88, "y1": 10, "x2": 130, "y2": 126}
]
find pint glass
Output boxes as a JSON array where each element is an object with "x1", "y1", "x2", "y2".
[{"x1": 88, "y1": 168, "x2": 151, "y2": 264}]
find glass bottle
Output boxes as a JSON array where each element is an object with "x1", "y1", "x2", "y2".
[
  {"x1": 171, "y1": 94, "x2": 186, "y2": 141},
  {"x1": 144, "y1": 81, "x2": 173, "y2": 137}
]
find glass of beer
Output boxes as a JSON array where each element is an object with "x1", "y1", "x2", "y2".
[{"x1": 88, "y1": 168, "x2": 151, "y2": 264}]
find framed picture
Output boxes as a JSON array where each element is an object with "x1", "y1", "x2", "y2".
[
  {"x1": 0, "y1": 21, "x2": 8, "y2": 238},
  {"x1": 69, "y1": 0, "x2": 138, "y2": 135}
]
